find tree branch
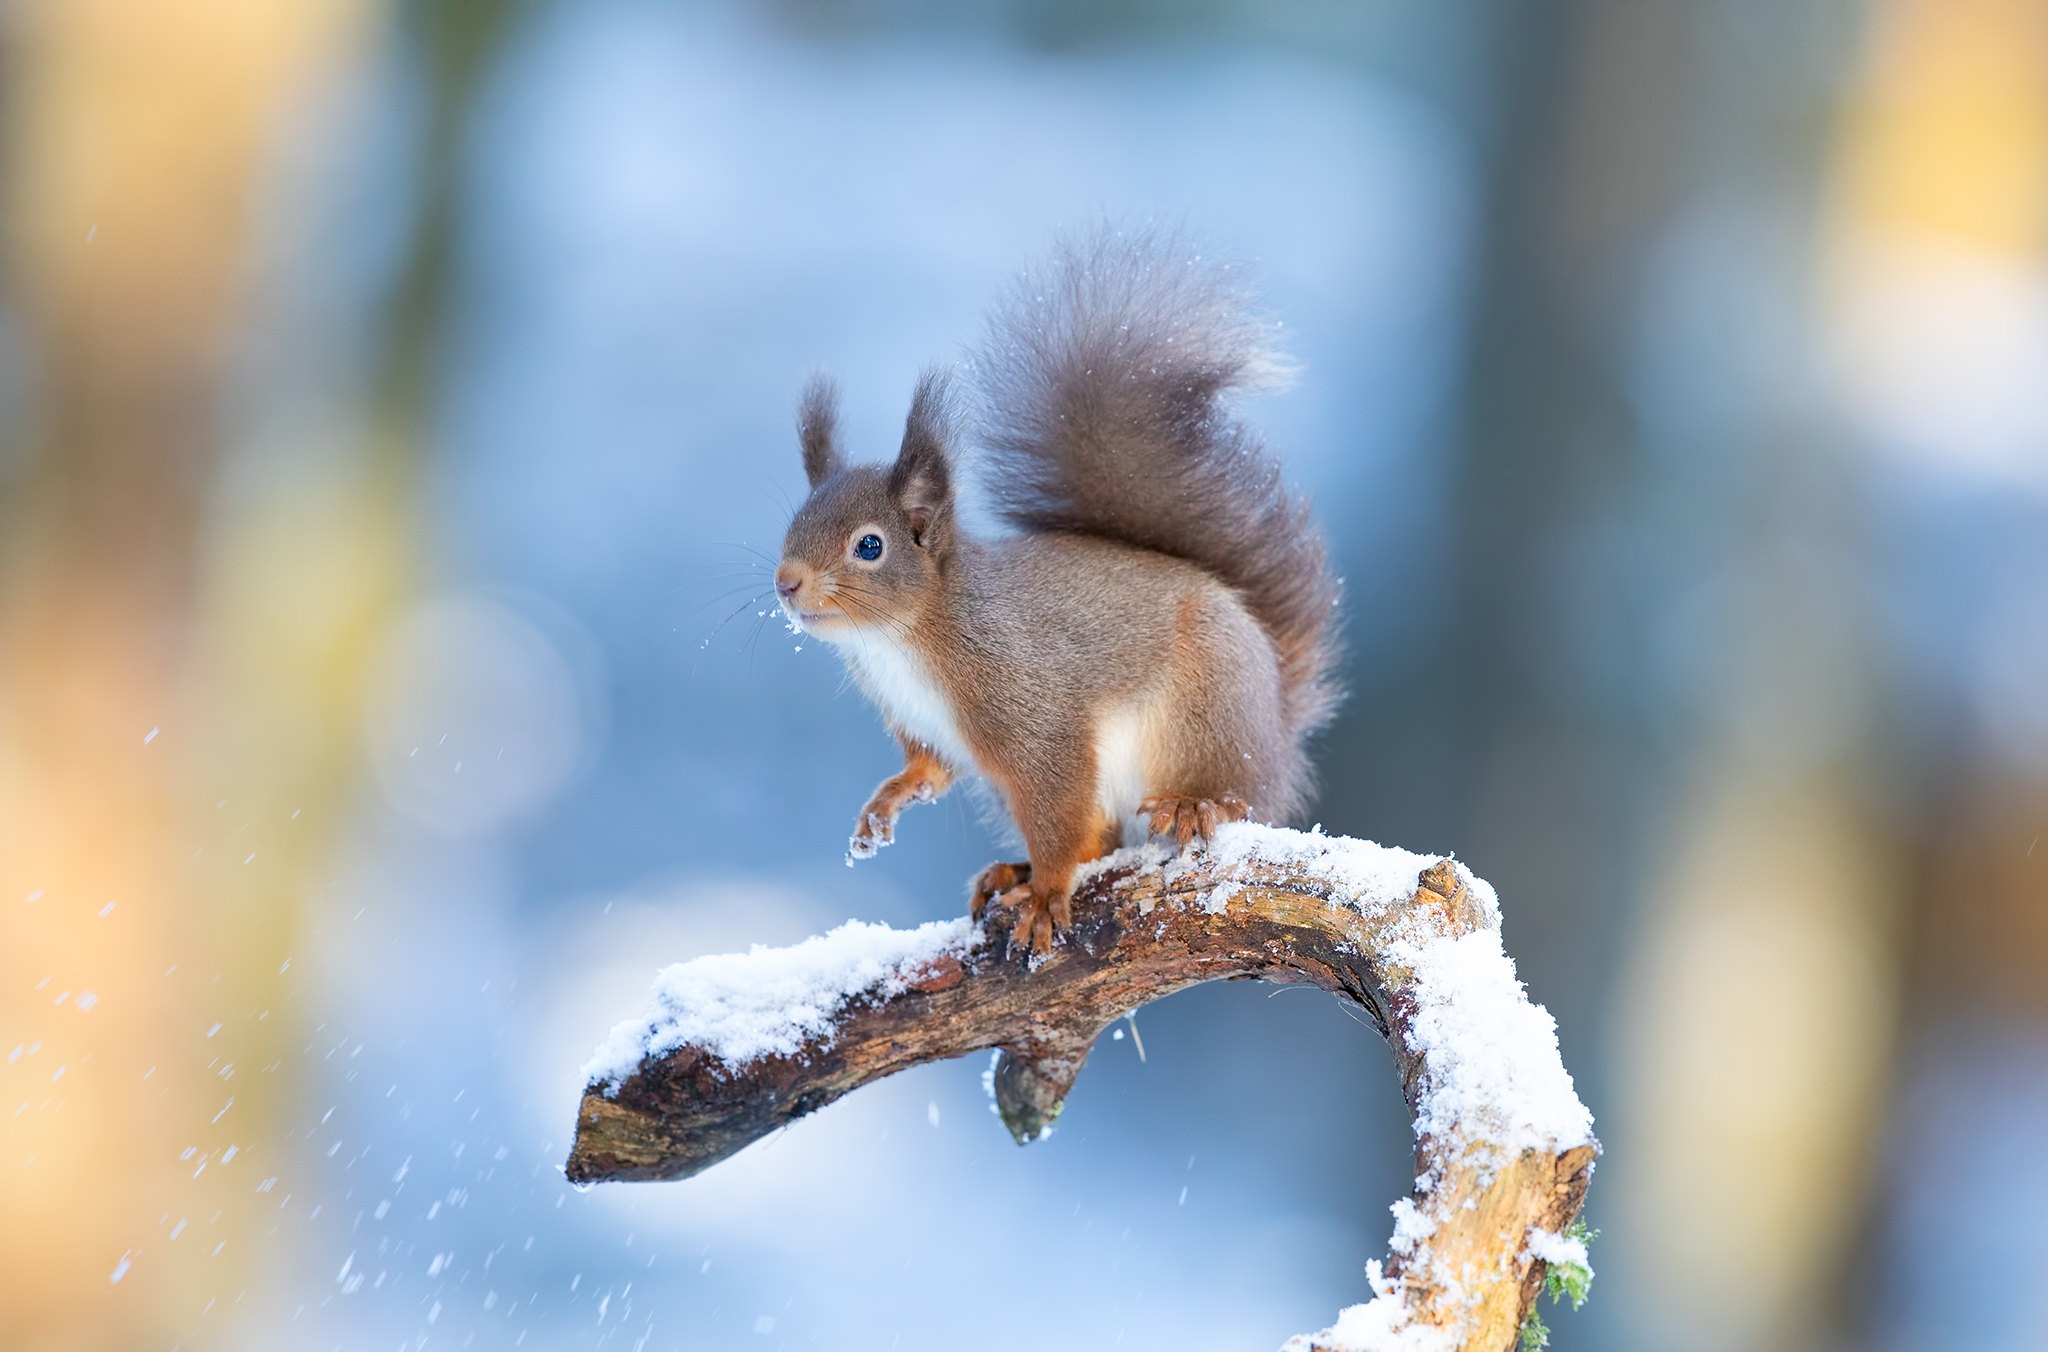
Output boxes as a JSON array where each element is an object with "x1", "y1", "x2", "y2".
[{"x1": 566, "y1": 826, "x2": 1598, "y2": 1352}]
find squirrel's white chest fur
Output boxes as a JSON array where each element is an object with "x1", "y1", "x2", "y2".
[
  {"x1": 828, "y1": 628, "x2": 976, "y2": 772},
  {"x1": 826, "y1": 626, "x2": 1149, "y2": 832}
]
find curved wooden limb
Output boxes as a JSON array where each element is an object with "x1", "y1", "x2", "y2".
[{"x1": 567, "y1": 828, "x2": 1598, "y2": 1352}]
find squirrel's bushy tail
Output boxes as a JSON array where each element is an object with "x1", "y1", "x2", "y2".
[{"x1": 971, "y1": 228, "x2": 1341, "y2": 747}]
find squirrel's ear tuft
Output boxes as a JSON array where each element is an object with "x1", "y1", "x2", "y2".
[
  {"x1": 798, "y1": 375, "x2": 843, "y2": 488},
  {"x1": 890, "y1": 368, "x2": 955, "y2": 547}
]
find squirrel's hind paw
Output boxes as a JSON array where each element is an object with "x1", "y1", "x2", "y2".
[
  {"x1": 1139, "y1": 794, "x2": 1250, "y2": 850},
  {"x1": 968, "y1": 862, "x2": 1067, "y2": 956},
  {"x1": 968, "y1": 860, "x2": 1031, "y2": 921},
  {"x1": 1001, "y1": 883, "x2": 1069, "y2": 958}
]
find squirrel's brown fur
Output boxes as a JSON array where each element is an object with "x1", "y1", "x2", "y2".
[{"x1": 776, "y1": 230, "x2": 1340, "y2": 953}]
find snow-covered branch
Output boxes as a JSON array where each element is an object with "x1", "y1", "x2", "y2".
[{"x1": 566, "y1": 825, "x2": 1598, "y2": 1352}]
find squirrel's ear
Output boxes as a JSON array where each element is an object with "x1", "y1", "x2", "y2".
[
  {"x1": 798, "y1": 375, "x2": 843, "y2": 488},
  {"x1": 890, "y1": 369, "x2": 955, "y2": 547}
]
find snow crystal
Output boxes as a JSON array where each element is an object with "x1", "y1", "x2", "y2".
[
  {"x1": 1525, "y1": 1226, "x2": 1591, "y2": 1273},
  {"x1": 1386, "y1": 928, "x2": 1595, "y2": 1155},
  {"x1": 1076, "y1": 821, "x2": 1454, "y2": 929},
  {"x1": 1386, "y1": 1198, "x2": 1436, "y2": 1257},
  {"x1": 581, "y1": 917, "x2": 977, "y2": 1090},
  {"x1": 1280, "y1": 1264, "x2": 1452, "y2": 1352},
  {"x1": 1192, "y1": 822, "x2": 1467, "y2": 924}
]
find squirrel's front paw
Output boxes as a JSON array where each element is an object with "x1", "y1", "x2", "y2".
[
  {"x1": 846, "y1": 771, "x2": 944, "y2": 865},
  {"x1": 847, "y1": 808, "x2": 895, "y2": 864}
]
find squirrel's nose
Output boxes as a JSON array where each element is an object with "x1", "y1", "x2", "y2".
[{"x1": 774, "y1": 563, "x2": 803, "y2": 601}]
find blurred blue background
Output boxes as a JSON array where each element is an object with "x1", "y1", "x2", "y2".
[{"x1": 4, "y1": 3, "x2": 2047, "y2": 1351}]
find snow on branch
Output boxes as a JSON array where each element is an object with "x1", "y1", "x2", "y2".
[{"x1": 566, "y1": 825, "x2": 1598, "y2": 1352}]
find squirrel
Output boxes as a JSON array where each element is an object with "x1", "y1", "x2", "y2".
[{"x1": 774, "y1": 230, "x2": 1340, "y2": 954}]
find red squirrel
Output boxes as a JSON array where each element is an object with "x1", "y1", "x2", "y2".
[{"x1": 775, "y1": 231, "x2": 1340, "y2": 953}]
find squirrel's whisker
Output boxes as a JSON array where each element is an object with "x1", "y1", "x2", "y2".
[
  {"x1": 692, "y1": 580, "x2": 782, "y2": 610},
  {"x1": 711, "y1": 540, "x2": 782, "y2": 568},
  {"x1": 696, "y1": 587, "x2": 775, "y2": 651}
]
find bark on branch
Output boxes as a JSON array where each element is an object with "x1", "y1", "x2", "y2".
[{"x1": 566, "y1": 827, "x2": 1597, "y2": 1352}]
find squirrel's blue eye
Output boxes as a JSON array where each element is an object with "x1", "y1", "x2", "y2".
[{"x1": 854, "y1": 533, "x2": 884, "y2": 561}]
